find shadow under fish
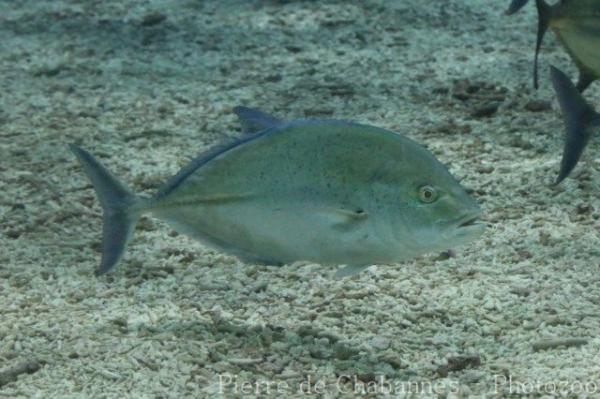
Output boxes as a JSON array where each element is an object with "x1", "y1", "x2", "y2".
[
  {"x1": 506, "y1": 0, "x2": 600, "y2": 92},
  {"x1": 71, "y1": 107, "x2": 485, "y2": 278},
  {"x1": 550, "y1": 65, "x2": 600, "y2": 183}
]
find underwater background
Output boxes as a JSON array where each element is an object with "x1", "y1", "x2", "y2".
[{"x1": 2, "y1": 0, "x2": 600, "y2": 397}]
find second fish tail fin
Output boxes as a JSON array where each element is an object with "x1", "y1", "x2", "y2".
[
  {"x1": 70, "y1": 145, "x2": 144, "y2": 275},
  {"x1": 549, "y1": 66, "x2": 600, "y2": 184}
]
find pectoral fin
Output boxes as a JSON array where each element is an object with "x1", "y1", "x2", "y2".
[
  {"x1": 317, "y1": 207, "x2": 368, "y2": 232},
  {"x1": 335, "y1": 264, "x2": 371, "y2": 279},
  {"x1": 331, "y1": 208, "x2": 368, "y2": 220}
]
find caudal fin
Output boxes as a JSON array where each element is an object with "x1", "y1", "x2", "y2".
[
  {"x1": 549, "y1": 66, "x2": 600, "y2": 184},
  {"x1": 70, "y1": 145, "x2": 142, "y2": 275}
]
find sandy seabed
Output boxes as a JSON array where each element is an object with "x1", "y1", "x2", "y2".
[{"x1": 2, "y1": 0, "x2": 600, "y2": 397}]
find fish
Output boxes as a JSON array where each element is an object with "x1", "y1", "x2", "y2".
[
  {"x1": 506, "y1": 0, "x2": 600, "y2": 92},
  {"x1": 550, "y1": 65, "x2": 600, "y2": 183},
  {"x1": 70, "y1": 107, "x2": 485, "y2": 278},
  {"x1": 505, "y1": 0, "x2": 530, "y2": 15}
]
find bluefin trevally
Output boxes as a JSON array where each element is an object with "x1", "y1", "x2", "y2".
[
  {"x1": 71, "y1": 107, "x2": 485, "y2": 278},
  {"x1": 506, "y1": 0, "x2": 600, "y2": 92}
]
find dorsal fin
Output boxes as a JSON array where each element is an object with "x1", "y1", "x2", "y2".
[{"x1": 233, "y1": 106, "x2": 283, "y2": 134}]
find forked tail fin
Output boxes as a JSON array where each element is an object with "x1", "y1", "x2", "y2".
[
  {"x1": 70, "y1": 145, "x2": 142, "y2": 275},
  {"x1": 549, "y1": 66, "x2": 600, "y2": 184}
]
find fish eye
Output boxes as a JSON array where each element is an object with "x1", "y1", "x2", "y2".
[{"x1": 418, "y1": 185, "x2": 438, "y2": 203}]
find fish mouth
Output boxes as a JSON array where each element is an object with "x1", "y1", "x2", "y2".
[
  {"x1": 453, "y1": 212, "x2": 485, "y2": 230},
  {"x1": 445, "y1": 212, "x2": 486, "y2": 243},
  {"x1": 458, "y1": 215, "x2": 482, "y2": 228}
]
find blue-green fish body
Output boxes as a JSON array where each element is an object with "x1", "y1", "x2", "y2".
[{"x1": 72, "y1": 108, "x2": 484, "y2": 278}]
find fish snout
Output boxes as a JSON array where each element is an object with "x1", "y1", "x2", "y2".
[{"x1": 452, "y1": 210, "x2": 486, "y2": 240}]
